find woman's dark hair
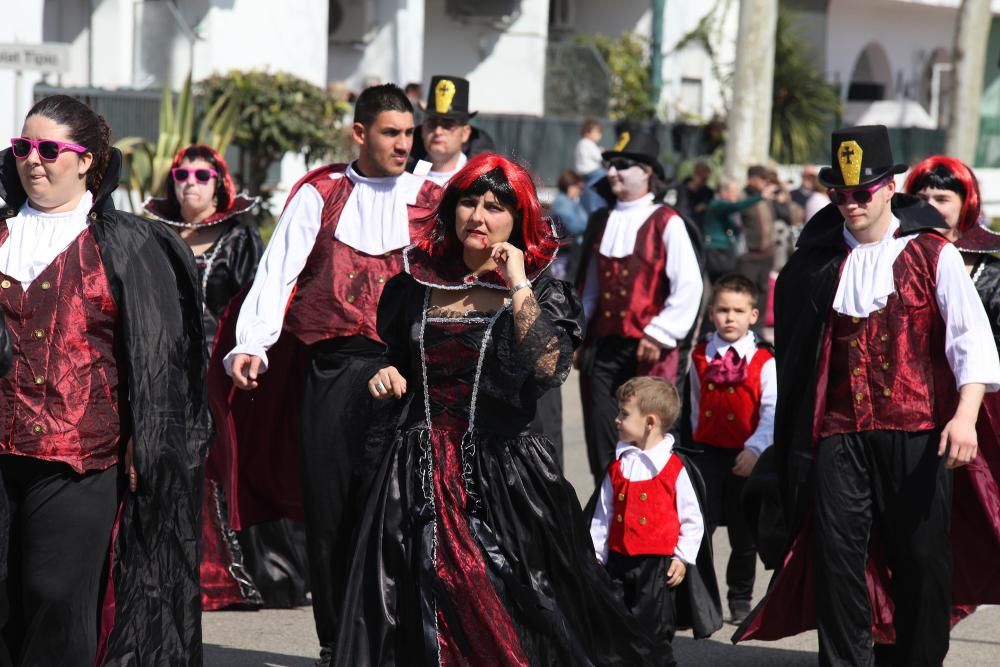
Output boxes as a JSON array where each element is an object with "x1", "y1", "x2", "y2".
[
  {"x1": 26, "y1": 95, "x2": 112, "y2": 194},
  {"x1": 414, "y1": 153, "x2": 558, "y2": 266},
  {"x1": 162, "y1": 144, "x2": 235, "y2": 221}
]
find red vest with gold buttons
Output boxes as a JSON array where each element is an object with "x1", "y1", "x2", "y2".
[
  {"x1": 691, "y1": 340, "x2": 772, "y2": 448},
  {"x1": 608, "y1": 453, "x2": 684, "y2": 556},
  {"x1": 592, "y1": 207, "x2": 676, "y2": 340},
  {"x1": 819, "y1": 232, "x2": 949, "y2": 438},
  {"x1": 0, "y1": 226, "x2": 121, "y2": 473},
  {"x1": 282, "y1": 166, "x2": 440, "y2": 346}
]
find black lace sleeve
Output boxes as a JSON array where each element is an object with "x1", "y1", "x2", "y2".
[
  {"x1": 230, "y1": 220, "x2": 264, "y2": 289},
  {"x1": 493, "y1": 274, "x2": 585, "y2": 393},
  {"x1": 375, "y1": 272, "x2": 419, "y2": 379},
  {"x1": 974, "y1": 256, "x2": 1000, "y2": 352}
]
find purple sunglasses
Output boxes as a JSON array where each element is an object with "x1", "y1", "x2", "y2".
[
  {"x1": 828, "y1": 178, "x2": 891, "y2": 205},
  {"x1": 10, "y1": 137, "x2": 88, "y2": 162}
]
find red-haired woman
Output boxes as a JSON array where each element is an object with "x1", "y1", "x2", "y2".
[
  {"x1": 334, "y1": 154, "x2": 655, "y2": 665},
  {"x1": 144, "y1": 147, "x2": 308, "y2": 611},
  {"x1": 905, "y1": 156, "x2": 1000, "y2": 346}
]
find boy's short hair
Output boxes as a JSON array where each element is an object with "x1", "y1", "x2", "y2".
[
  {"x1": 616, "y1": 377, "x2": 680, "y2": 430},
  {"x1": 712, "y1": 274, "x2": 758, "y2": 307},
  {"x1": 580, "y1": 118, "x2": 601, "y2": 136}
]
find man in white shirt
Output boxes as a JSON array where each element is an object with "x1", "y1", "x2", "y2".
[
  {"x1": 413, "y1": 75, "x2": 480, "y2": 187},
  {"x1": 734, "y1": 125, "x2": 1000, "y2": 667},
  {"x1": 223, "y1": 83, "x2": 440, "y2": 665},
  {"x1": 577, "y1": 129, "x2": 705, "y2": 486}
]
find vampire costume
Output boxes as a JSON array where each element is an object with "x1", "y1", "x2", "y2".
[
  {"x1": 577, "y1": 130, "x2": 706, "y2": 485},
  {"x1": 333, "y1": 230, "x2": 658, "y2": 666},
  {"x1": 733, "y1": 126, "x2": 1000, "y2": 667},
  {"x1": 0, "y1": 148, "x2": 211, "y2": 665},
  {"x1": 212, "y1": 160, "x2": 440, "y2": 655}
]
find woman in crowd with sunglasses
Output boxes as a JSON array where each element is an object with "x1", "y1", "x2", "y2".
[
  {"x1": 0, "y1": 95, "x2": 210, "y2": 664},
  {"x1": 143, "y1": 146, "x2": 310, "y2": 613},
  {"x1": 335, "y1": 153, "x2": 656, "y2": 665}
]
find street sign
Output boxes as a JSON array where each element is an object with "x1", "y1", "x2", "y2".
[{"x1": 0, "y1": 43, "x2": 71, "y2": 74}]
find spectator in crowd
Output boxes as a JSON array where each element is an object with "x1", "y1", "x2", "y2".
[
  {"x1": 702, "y1": 179, "x2": 775, "y2": 283},
  {"x1": 789, "y1": 165, "x2": 818, "y2": 208},
  {"x1": 575, "y1": 118, "x2": 607, "y2": 215},
  {"x1": 736, "y1": 165, "x2": 775, "y2": 334},
  {"x1": 404, "y1": 82, "x2": 424, "y2": 109},
  {"x1": 678, "y1": 160, "x2": 715, "y2": 226},
  {"x1": 550, "y1": 168, "x2": 588, "y2": 280}
]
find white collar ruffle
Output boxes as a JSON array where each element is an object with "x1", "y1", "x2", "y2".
[
  {"x1": 599, "y1": 193, "x2": 660, "y2": 258},
  {"x1": 0, "y1": 191, "x2": 93, "y2": 288},
  {"x1": 332, "y1": 162, "x2": 428, "y2": 255},
  {"x1": 833, "y1": 217, "x2": 912, "y2": 318}
]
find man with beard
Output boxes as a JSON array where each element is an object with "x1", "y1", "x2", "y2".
[
  {"x1": 222, "y1": 83, "x2": 440, "y2": 665},
  {"x1": 577, "y1": 129, "x2": 705, "y2": 485}
]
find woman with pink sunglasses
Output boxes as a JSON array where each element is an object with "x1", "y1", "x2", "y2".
[{"x1": 0, "y1": 95, "x2": 209, "y2": 664}]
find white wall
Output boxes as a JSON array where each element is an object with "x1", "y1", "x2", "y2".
[
  {"x1": 826, "y1": 0, "x2": 956, "y2": 102},
  {"x1": 0, "y1": 0, "x2": 45, "y2": 151},
  {"x1": 421, "y1": 0, "x2": 548, "y2": 115},
  {"x1": 327, "y1": 0, "x2": 424, "y2": 91}
]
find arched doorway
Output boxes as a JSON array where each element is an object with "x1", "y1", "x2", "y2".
[{"x1": 848, "y1": 42, "x2": 892, "y2": 101}]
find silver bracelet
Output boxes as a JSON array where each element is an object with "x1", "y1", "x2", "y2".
[{"x1": 510, "y1": 279, "x2": 532, "y2": 295}]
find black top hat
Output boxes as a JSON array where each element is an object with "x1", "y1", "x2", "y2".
[
  {"x1": 817, "y1": 125, "x2": 907, "y2": 189},
  {"x1": 601, "y1": 129, "x2": 665, "y2": 179},
  {"x1": 424, "y1": 76, "x2": 477, "y2": 122}
]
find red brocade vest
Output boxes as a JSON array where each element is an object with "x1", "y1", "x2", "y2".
[
  {"x1": 591, "y1": 207, "x2": 676, "y2": 340},
  {"x1": 819, "y1": 233, "x2": 949, "y2": 438},
  {"x1": 691, "y1": 341, "x2": 772, "y2": 449},
  {"x1": 608, "y1": 454, "x2": 684, "y2": 557},
  {"x1": 0, "y1": 226, "x2": 121, "y2": 473},
  {"x1": 282, "y1": 167, "x2": 439, "y2": 345}
]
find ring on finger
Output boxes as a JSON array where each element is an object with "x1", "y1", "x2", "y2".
[{"x1": 375, "y1": 381, "x2": 386, "y2": 393}]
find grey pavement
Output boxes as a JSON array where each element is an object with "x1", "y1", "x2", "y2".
[{"x1": 203, "y1": 370, "x2": 1000, "y2": 665}]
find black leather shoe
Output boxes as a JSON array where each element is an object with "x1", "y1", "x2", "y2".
[{"x1": 315, "y1": 645, "x2": 333, "y2": 667}]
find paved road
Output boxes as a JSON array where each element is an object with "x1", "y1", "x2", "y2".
[{"x1": 203, "y1": 371, "x2": 1000, "y2": 665}]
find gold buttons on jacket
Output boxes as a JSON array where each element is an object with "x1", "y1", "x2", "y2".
[
  {"x1": 880, "y1": 334, "x2": 889, "y2": 342},
  {"x1": 639, "y1": 492, "x2": 648, "y2": 501},
  {"x1": 855, "y1": 391, "x2": 864, "y2": 402},
  {"x1": 882, "y1": 388, "x2": 892, "y2": 398},
  {"x1": 849, "y1": 340, "x2": 858, "y2": 349},
  {"x1": 88, "y1": 212, "x2": 98, "y2": 221},
  {"x1": 348, "y1": 272, "x2": 356, "y2": 279},
  {"x1": 616, "y1": 514, "x2": 623, "y2": 523},
  {"x1": 40, "y1": 281, "x2": 51, "y2": 290},
  {"x1": 707, "y1": 383, "x2": 716, "y2": 391},
  {"x1": 853, "y1": 368, "x2": 862, "y2": 377},
  {"x1": 32, "y1": 424, "x2": 44, "y2": 434},
  {"x1": 619, "y1": 289, "x2": 627, "y2": 296},
  {"x1": 851, "y1": 317, "x2": 860, "y2": 324},
  {"x1": 638, "y1": 516, "x2": 647, "y2": 525},
  {"x1": 0, "y1": 280, "x2": 10, "y2": 289},
  {"x1": 705, "y1": 409, "x2": 713, "y2": 418},
  {"x1": 617, "y1": 492, "x2": 625, "y2": 501},
  {"x1": 604, "y1": 310, "x2": 611, "y2": 318},
  {"x1": 603, "y1": 292, "x2": 611, "y2": 299},
  {"x1": 882, "y1": 361, "x2": 891, "y2": 370},
  {"x1": 619, "y1": 310, "x2": 627, "y2": 318},
  {"x1": 32, "y1": 329, "x2": 44, "y2": 340},
  {"x1": 33, "y1": 376, "x2": 44, "y2": 385},
  {"x1": 604, "y1": 270, "x2": 612, "y2": 278},
  {"x1": 377, "y1": 276, "x2": 385, "y2": 284},
  {"x1": 727, "y1": 413, "x2": 735, "y2": 421},
  {"x1": 346, "y1": 295, "x2": 355, "y2": 303},
  {"x1": 621, "y1": 269, "x2": 630, "y2": 277},
  {"x1": 727, "y1": 386, "x2": 735, "y2": 394}
]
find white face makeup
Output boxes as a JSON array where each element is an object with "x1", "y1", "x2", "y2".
[{"x1": 608, "y1": 163, "x2": 651, "y2": 202}]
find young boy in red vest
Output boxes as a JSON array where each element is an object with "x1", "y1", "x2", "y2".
[
  {"x1": 589, "y1": 376, "x2": 705, "y2": 667},
  {"x1": 685, "y1": 274, "x2": 775, "y2": 625}
]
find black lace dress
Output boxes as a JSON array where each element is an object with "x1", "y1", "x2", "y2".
[{"x1": 334, "y1": 246, "x2": 655, "y2": 666}]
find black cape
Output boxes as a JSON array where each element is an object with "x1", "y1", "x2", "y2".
[{"x1": 0, "y1": 148, "x2": 212, "y2": 665}]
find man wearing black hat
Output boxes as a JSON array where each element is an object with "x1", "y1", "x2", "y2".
[
  {"x1": 411, "y1": 75, "x2": 494, "y2": 186},
  {"x1": 577, "y1": 129, "x2": 705, "y2": 485},
  {"x1": 733, "y1": 125, "x2": 1000, "y2": 666}
]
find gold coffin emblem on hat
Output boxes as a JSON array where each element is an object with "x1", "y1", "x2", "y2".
[
  {"x1": 613, "y1": 131, "x2": 631, "y2": 152},
  {"x1": 837, "y1": 140, "x2": 863, "y2": 186},
  {"x1": 434, "y1": 79, "x2": 457, "y2": 114}
]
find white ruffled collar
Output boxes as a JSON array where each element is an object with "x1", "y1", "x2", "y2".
[
  {"x1": 332, "y1": 162, "x2": 427, "y2": 255},
  {"x1": 600, "y1": 194, "x2": 661, "y2": 258},
  {"x1": 0, "y1": 191, "x2": 94, "y2": 288},
  {"x1": 833, "y1": 217, "x2": 912, "y2": 317}
]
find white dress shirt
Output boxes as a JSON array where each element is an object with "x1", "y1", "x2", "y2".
[
  {"x1": 582, "y1": 195, "x2": 704, "y2": 347},
  {"x1": 224, "y1": 164, "x2": 425, "y2": 373},
  {"x1": 0, "y1": 191, "x2": 92, "y2": 289},
  {"x1": 687, "y1": 331, "x2": 777, "y2": 455},
  {"x1": 836, "y1": 219, "x2": 1000, "y2": 392},
  {"x1": 590, "y1": 435, "x2": 704, "y2": 565}
]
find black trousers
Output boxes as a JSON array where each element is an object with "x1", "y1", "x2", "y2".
[
  {"x1": 688, "y1": 446, "x2": 756, "y2": 610},
  {"x1": 606, "y1": 553, "x2": 677, "y2": 667},
  {"x1": 581, "y1": 337, "x2": 640, "y2": 485},
  {"x1": 0, "y1": 456, "x2": 119, "y2": 667},
  {"x1": 299, "y1": 342, "x2": 381, "y2": 647},
  {"x1": 814, "y1": 430, "x2": 951, "y2": 667}
]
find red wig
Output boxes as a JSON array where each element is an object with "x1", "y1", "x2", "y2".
[
  {"x1": 414, "y1": 153, "x2": 559, "y2": 269},
  {"x1": 163, "y1": 144, "x2": 237, "y2": 217},
  {"x1": 904, "y1": 155, "x2": 981, "y2": 233}
]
